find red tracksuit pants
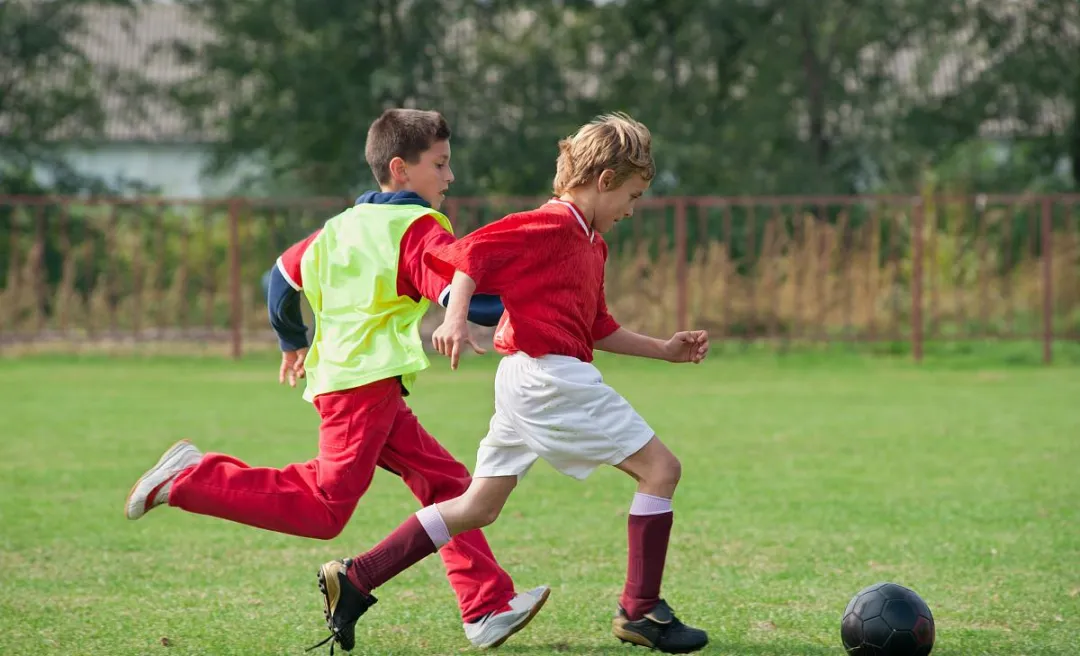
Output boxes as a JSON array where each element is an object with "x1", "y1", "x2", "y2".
[{"x1": 168, "y1": 377, "x2": 514, "y2": 622}]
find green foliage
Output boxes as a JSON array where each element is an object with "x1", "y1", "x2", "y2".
[{"x1": 158, "y1": 0, "x2": 1080, "y2": 197}]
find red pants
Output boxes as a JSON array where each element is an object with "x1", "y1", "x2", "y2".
[{"x1": 169, "y1": 377, "x2": 515, "y2": 621}]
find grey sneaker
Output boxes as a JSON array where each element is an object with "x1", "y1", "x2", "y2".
[
  {"x1": 463, "y1": 585, "x2": 551, "y2": 649},
  {"x1": 124, "y1": 440, "x2": 203, "y2": 519}
]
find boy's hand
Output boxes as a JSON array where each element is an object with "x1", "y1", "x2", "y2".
[
  {"x1": 433, "y1": 319, "x2": 486, "y2": 370},
  {"x1": 662, "y1": 330, "x2": 709, "y2": 364},
  {"x1": 279, "y1": 347, "x2": 308, "y2": 387}
]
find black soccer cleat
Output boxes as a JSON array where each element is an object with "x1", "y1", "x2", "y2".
[
  {"x1": 611, "y1": 599, "x2": 709, "y2": 654},
  {"x1": 307, "y1": 559, "x2": 378, "y2": 654}
]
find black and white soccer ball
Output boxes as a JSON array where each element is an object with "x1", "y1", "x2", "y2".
[{"x1": 841, "y1": 582, "x2": 935, "y2": 655}]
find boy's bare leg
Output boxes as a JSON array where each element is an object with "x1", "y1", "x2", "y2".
[
  {"x1": 377, "y1": 402, "x2": 518, "y2": 624},
  {"x1": 615, "y1": 435, "x2": 682, "y2": 498},
  {"x1": 611, "y1": 436, "x2": 708, "y2": 653},
  {"x1": 315, "y1": 475, "x2": 548, "y2": 651},
  {"x1": 436, "y1": 475, "x2": 518, "y2": 535}
]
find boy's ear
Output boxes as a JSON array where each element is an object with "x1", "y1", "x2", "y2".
[
  {"x1": 388, "y1": 157, "x2": 408, "y2": 183},
  {"x1": 598, "y1": 169, "x2": 616, "y2": 191}
]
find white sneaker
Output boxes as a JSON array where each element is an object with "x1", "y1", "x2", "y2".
[
  {"x1": 463, "y1": 585, "x2": 551, "y2": 649},
  {"x1": 124, "y1": 439, "x2": 203, "y2": 520}
]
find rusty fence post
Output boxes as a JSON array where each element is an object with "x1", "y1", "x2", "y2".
[
  {"x1": 674, "y1": 198, "x2": 688, "y2": 331},
  {"x1": 33, "y1": 205, "x2": 47, "y2": 336},
  {"x1": 228, "y1": 199, "x2": 243, "y2": 360},
  {"x1": 1041, "y1": 197, "x2": 1053, "y2": 365},
  {"x1": 911, "y1": 198, "x2": 924, "y2": 363}
]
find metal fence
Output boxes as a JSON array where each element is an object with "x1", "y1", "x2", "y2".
[{"x1": 2, "y1": 194, "x2": 1078, "y2": 361}]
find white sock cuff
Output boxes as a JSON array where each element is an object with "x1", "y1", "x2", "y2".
[
  {"x1": 629, "y1": 492, "x2": 673, "y2": 516},
  {"x1": 415, "y1": 505, "x2": 451, "y2": 549}
]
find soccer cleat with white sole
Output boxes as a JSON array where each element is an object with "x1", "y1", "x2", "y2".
[
  {"x1": 464, "y1": 585, "x2": 551, "y2": 649},
  {"x1": 124, "y1": 439, "x2": 203, "y2": 520}
]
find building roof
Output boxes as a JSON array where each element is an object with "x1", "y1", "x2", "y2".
[{"x1": 76, "y1": 2, "x2": 216, "y2": 142}]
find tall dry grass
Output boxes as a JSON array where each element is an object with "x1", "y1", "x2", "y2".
[
  {"x1": 606, "y1": 215, "x2": 1080, "y2": 339},
  {"x1": 3, "y1": 214, "x2": 1079, "y2": 348}
]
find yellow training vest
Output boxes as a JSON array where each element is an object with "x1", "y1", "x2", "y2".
[{"x1": 299, "y1": 203, "x2": 453, "y2": 402}]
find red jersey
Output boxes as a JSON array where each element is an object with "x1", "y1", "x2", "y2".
[
  {"x1": 276, "y1": 216, "x2": 455, "y2": 303},
  {"x1": 425, "y1": 199, "x2": 620, "y2": 362}
]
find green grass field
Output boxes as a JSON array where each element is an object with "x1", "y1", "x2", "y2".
[{"x1": 2, "y1": 347, "x2": 1079, "y2": 655}]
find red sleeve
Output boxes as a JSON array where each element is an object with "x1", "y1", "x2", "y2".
[
  {"x1": 397, "y1": 216, "x2": 456, "y2": 302},
  {"x1": 276, "y1": 229, "x2": 321, "y2": 290},
  {"x1": 591, "y1": 239, "x2": 620, "y2": 340},
  {"x1": 592, "y1": 289, "x2": 620, "y2": 341},
  {"x1": 423, "y1": 214, "x2": 557, "y2": 294}
]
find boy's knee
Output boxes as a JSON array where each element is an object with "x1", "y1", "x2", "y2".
[
  {"x1": 309, "y1": 524, "x2": 343, "y2": 540},
  {"x1": 305, "y1": 505, "x2": 354, "y2": 540},
  {"x1": 646, "y1": 453, "x2": 682, "y2": 490},
  {"x1": 312, "y1": 515, "x2": 349, "y2": 540},
  {"x1": 467, "y1": 504, "x2": 502, "y2": 531}
]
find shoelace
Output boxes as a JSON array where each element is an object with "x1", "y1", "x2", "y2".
[{"x1": 305, "y1": 630, "x2": 340, "y2": 655}]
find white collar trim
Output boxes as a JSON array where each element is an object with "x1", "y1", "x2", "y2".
[{"x1": 547, "y1": 199, "x2": 594, "y2": 242}]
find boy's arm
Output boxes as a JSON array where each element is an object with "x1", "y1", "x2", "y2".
[
  {"x1": 596, "y1": 326, "x2": 710, "y2": 363},
  {"x1": 588, "y1": 247, "x2": 664, "y2": 357},
  {"x1": 268, "y1": 230, "x2": 320, "y2": 386},
  {"x1": 592, "y1": 241, "x2": 708, "y2": 363},
  {"x1": 592, "y1": 291, "x2": 670, "y2": 360},
  {"x1": 266, "y1": 265, "x2": 308, "y2": 351},
  {"x1": 422, "y1": 213, "x2": 536, "y2": 295},
  {"x1": 426, "y1": 215, "x2": 543, "y2": 368},
  {"x1": 267, "y1": 230, "x2": 319, "y2": 351},
  {"x1": 433, "y1": 270, "x2": 485, "y2": 370},
  {"x1": 595, "y1": 327, "x2": 668, "y2": 359},
  {"x1": 400, "y1": 217, "x2": 505, "y2": 327},
  {"x1": 446, "y1": 291, "x2": 505, "y2": 327}
]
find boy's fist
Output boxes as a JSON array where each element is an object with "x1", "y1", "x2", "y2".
[{"x1": 663, "y1": 330, "x2": 709, "y2": 364}]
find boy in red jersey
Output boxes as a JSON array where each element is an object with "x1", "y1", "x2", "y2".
[{"x1": 311, "y1": 113, "x2": 710, "y2": 653}]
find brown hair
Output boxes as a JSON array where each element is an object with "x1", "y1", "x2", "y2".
[
  {"x1": 552, "y1": 112, "x2": 655, "y2": 195},
  {"x1": 365, "y1": 109, "x2": 451, "y2": 185}
]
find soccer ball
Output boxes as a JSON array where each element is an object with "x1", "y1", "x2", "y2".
[{"x1": 841, "y1": 582, "x2": 935, "y2": 655}]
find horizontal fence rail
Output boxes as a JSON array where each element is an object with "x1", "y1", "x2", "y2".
[{"x1": 1, "y1": 194, "x2": 1078, "y2": 362}]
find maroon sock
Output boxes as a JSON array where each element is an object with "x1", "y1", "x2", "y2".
[
  {"x1": 347, "y1": 514, "x2": 437, "y2": 595},
  {"x1": 619, "y1": 511, "x2": 674, "y2": 620}
]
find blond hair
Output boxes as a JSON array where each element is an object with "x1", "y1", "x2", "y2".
[{"x1": 552, "y1": 112, "x2": 655, "y2": 195}]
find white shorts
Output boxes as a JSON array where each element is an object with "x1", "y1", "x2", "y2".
[{"x1": 473, "y1": 353, "x2": 655, "y2": 481}]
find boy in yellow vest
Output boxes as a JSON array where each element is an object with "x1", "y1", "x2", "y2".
[{"x1": 123, "y1": 109, "x2": 549, "y2": 651}]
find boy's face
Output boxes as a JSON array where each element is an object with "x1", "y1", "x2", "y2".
[
  {"x1": 392, "y1": 139, "x2": 455, "y2": 210},
  {"x1": 592, "y1": 172, "x2": 650, "y2": 234}
]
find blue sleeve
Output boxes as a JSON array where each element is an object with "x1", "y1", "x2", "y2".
[
  {"x1": 462, "y1": 294, "x2": 505, "y2": 327},
  {"x1": 266, "y1": 265, "x2": 309, "y2": 351},
  {"x1": 437, "y1": 286, "x2": 504, "y2": 327}
]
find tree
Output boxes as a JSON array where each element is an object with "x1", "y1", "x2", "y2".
[
  {"x1": 164, "y1": 0, "x2": 1078, "y2": 198},
  {"x1": 167, "y1": 0, "x2": 469, "y2": 197},
  {"x1": 904, "y1": 0, "x2": 1080, "y2": 191},
  {"x1": 0, "y1": 0, "x2": 143, "y2": 192}
]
